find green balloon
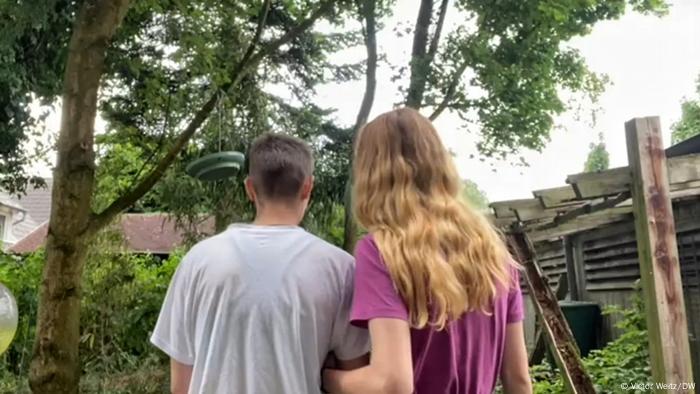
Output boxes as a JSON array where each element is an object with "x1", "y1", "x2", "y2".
[{"x1": 0, "y1": 283, "x2": 18, "y2": 355}]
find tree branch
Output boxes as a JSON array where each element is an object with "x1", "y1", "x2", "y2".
[
  {"x1": 406, "y1": 0, "x2": 433, "y2": 108},
  {"x1": 91, "y1": 0, "x2": 334, "y2": 231},
  {"x1": 238, "y1": 0, "x2": 272, "y2": 72},
  {"x1": 427, "y1": 0, "x2": 449, "y2": 60},
  {"x1": 429, "y1": 58, "x2": 467, "y2": 121}
]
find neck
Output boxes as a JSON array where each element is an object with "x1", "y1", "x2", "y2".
[{"x1": 253, "y1": 204, "x2": 303, "y2": 226}]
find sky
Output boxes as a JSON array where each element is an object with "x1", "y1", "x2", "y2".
[
  {"x1": 31, "y1": 0, "x2": 700, "y2": 203},
  {"x1": 314, "y1": 0, "x2": 700, "y2": 202}
]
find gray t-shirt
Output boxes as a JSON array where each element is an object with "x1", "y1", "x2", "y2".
[{"x1": 151, "y1": 224, "x2": 369, "y2": 394}]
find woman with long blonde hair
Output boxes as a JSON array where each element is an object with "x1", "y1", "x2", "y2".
[{"x1": 323, "y1": 108, "x2": 531, "y2": 393}]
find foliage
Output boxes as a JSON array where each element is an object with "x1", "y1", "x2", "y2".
[
  {"x1": 0, "y1": 0, "x2": 74, "y2": 193},
  {"x1": 583, "y1": 133, "x2": 610, "y2": 172},
  {"x1": 304, "y1": 203, "x2": 347, "y2": 247},
  {"x1": 530, "y1": 291, "x2": 650, "y2": 393},
  {"x1": 0, "y1": 234, "x2": 183, "y2": 393},
  {"x1": 459, "y1": 179, "x2": 489, "y2": 210},
  {"x1": 671, "y1": 75, "x2": 700, "y2": 144},
  {"x1": 90, "y1": 0, "x2": 366, "y2": 234},
  {"x1": 0, "y1": 251, "x2": 43, "y2": 379},
  {"x1": 671, "y1": 100, "x2": 700, "y2": 144},
  {"x1": 415, "y1": 0, "x2": 667, "y2": 159}
]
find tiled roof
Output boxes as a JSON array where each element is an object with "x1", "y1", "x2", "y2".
[{"x1": 9, "y1": 213, "x2": 215, "y2": 254}]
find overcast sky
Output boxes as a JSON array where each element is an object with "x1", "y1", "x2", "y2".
[{"x1": 315, "y1": 0, "x2": 700, "y2": 202}]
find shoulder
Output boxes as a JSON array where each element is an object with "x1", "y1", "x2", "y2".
[
  {"x1": 185, "y1": 231, "x2": 231, "y2": 259},
  {"x1": 354, "y1": 234, "x2": 388, "y2": 273},
  {"x1": 355, "y1": 234, "x2": 378, "y2": 255},
  {"x1": 175, "y1": 230, "x2": 235, "y2": 274},
  {"x1": 303, "y1": 231, "x2": 355, "y2": 266}
]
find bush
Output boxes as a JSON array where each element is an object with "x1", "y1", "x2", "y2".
[
  {"x1": 0, "y1": 251, "x2": 43, "y2": 379},
  {"x1": 0, "y1": 233, "x2": 182, "y2": 393},
  {"x1": 531, "y1": 292, "x2": 651, "y2": 393}
]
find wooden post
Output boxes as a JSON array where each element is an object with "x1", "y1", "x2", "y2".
[
  {"x1": 625, "y1": 117, "x2": 695, "y2": 392},
  {"x1": 509, "y1": 231, "x2": 596, "y2": 394},
  {"x1": 564, "y1": 236, "x2": 580, "y2": 301}
]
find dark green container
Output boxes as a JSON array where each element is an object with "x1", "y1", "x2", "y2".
[{"x1": 546, "y1": 301, "x2": 601, "y2": 364}]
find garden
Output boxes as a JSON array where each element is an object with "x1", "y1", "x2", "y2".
[{"x1": 1, "y1": 0, "x2": 698, "y2": 393}]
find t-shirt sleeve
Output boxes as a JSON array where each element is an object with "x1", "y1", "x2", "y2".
[
  {"x1": 506, "y1": 267, "x2": 525, "y2": 324},
  {"x1": 331, "y1": 255, "x2": 371, "y2": 361},
  {"x1": 350, "y1": 236, "x2": 408, "y2": 328},
  {"x1": 150, "y1": 256, "x2": 196, "y2": 365}
]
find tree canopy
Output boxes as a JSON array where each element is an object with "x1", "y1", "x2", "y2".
[
  {"x1": 584, "y1": 132, "x2": 610, "y2": 172},
  {"x1": 459, "y1": 179, "x2": 489, "y2": 210},
  {"x1": 671, "y1": 75, "x2": 700, "y2": 144}
]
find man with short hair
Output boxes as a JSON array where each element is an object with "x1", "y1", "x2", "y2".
[{"x1": 151, "y1": 133, "x2": 369, "y2": 393}]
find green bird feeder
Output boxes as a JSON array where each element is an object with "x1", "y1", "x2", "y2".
[{"x1": 186, "y1": 151, "x2": 245, "y2": 181}]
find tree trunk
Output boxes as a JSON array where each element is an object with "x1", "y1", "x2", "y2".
[
  {"x1": 342, "y1": 0, "x2": 378, "y2": 252},
  {"x1": 29, "y1": 1, "x2": 131, "y2": 393},
  {"x1": 406, "y1": 0, "x2": 450, "y2": 110},
  {"x1": 405, "y1": 0, "x2": 433, "y2": 108}
]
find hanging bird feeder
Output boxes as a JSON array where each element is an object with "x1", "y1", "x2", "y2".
[
  {"x1": 185, "y1": 94, "x2": 245, "y2": 181},
  {"x1": 186, "y1": 151, "x2": 245, "y2": 181}
]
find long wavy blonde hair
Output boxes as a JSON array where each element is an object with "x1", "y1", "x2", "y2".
[{"x1": 353, "y1": 108, "x2": 513, "y2": 329}]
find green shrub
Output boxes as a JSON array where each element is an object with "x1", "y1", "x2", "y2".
[
  {"x1": 0, "y1": 250, "x2": 43, "y2": 378},
  {"x1": 0, "y1": 233, "x2": 182, "y2": 392},
  {"x1": 531, "y1": 292, "x2": 651, "y2": 393}
]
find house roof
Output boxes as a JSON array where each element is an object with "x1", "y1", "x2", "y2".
[
  {"x1": 6, "y1": 179, "x2": 54, "y2": 242},
  {"x1": 9, "y1": 213, "x2": 215, "y2": 254},
  {"x1": 0, "y1": 193, "x2": 25, "y2": 211},
  {"x1": 666, "y1": 133, "x2": 700, "y2": 158}
]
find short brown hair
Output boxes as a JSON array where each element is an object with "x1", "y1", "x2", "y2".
[{"x1": 247, "y1": 133, "x2": 314, "y2": 202}]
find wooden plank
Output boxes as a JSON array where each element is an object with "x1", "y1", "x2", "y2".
[
  {"x1": 584, "y1": 245, "x2": 638, "y2": 261},
  {"x1": 669, "y1": 186, "x2": 700, "y2": 201},
  {"x1": 487, "y1": 214, "x2": 516, "y2": 228},
  {"x1": 490, "y1": 198, "x2": 587, "y2": 223},
  {"x1": 585, "y1": 258, "x2": 641, "y2": 272},
  {"x1": 564, "y1": 236, "x2": 581, "y2": 301},
  {"x1": 508, "y1": 232, "x2": 596, "y2": 394},
  {"x1": 533, "y1": 186, "x2": 578, "y2": 208},
  {"x1": 529, "y1": 209, "x2": 633, "y2": 242},
  {"x1": 566, "y1": 166, "x2": 632, "y2": 199},
  {"x1": 510, "y1": 199, "x2": 548, "y2": 222},
  {"x1": 668, "y1": 153, "x2": 700, "y2": 184},
  {"x1": 538, "y1": 258, "x2": 566, "y2": 269},
  {"x1": 561, "y1": 154, "x2": 700, "y2": 202},
  {"x1": 572, "y1": 235, "x2": 588, "y2": 301},
  {"x1": 586, "y1": 267, "x2": 640, "y2": 281},
  {"x1": 490, "y1": 199, "x2": 534, "y2": 218},
  {"x1": 625, "y1": 116, "x2": 694, "y2": 392},
  {"x1": 530, "y1": 273, "x2": 569, "y2": 365},
  {"x1": 535, "y1": 192, "x2": 631, "y2": 231},
  {"x1": 535, "y1": 242, "x2": 566, "y2": 260},
  {"x1": 586, "y1": 281, "x2": 637, "y2": 291}
]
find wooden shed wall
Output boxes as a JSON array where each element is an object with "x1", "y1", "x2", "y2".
[{"x1": 522, "y1": 198, "x2": 700, "y2": 377}]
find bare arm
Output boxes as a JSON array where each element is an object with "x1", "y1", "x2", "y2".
[
  {"x1": 500, "y1": 322, "x2": 532, "y2": 394},
  {"x1": 323, "y1": 318, "x2": 413, "y2": 394},
  {"x1": 171, "y1": 358, "x2": 193, "y2": 394}
]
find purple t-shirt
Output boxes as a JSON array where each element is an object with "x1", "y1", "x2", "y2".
[{"x1": 350, "y1": 235, "x2": 524, "y2": 394}]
